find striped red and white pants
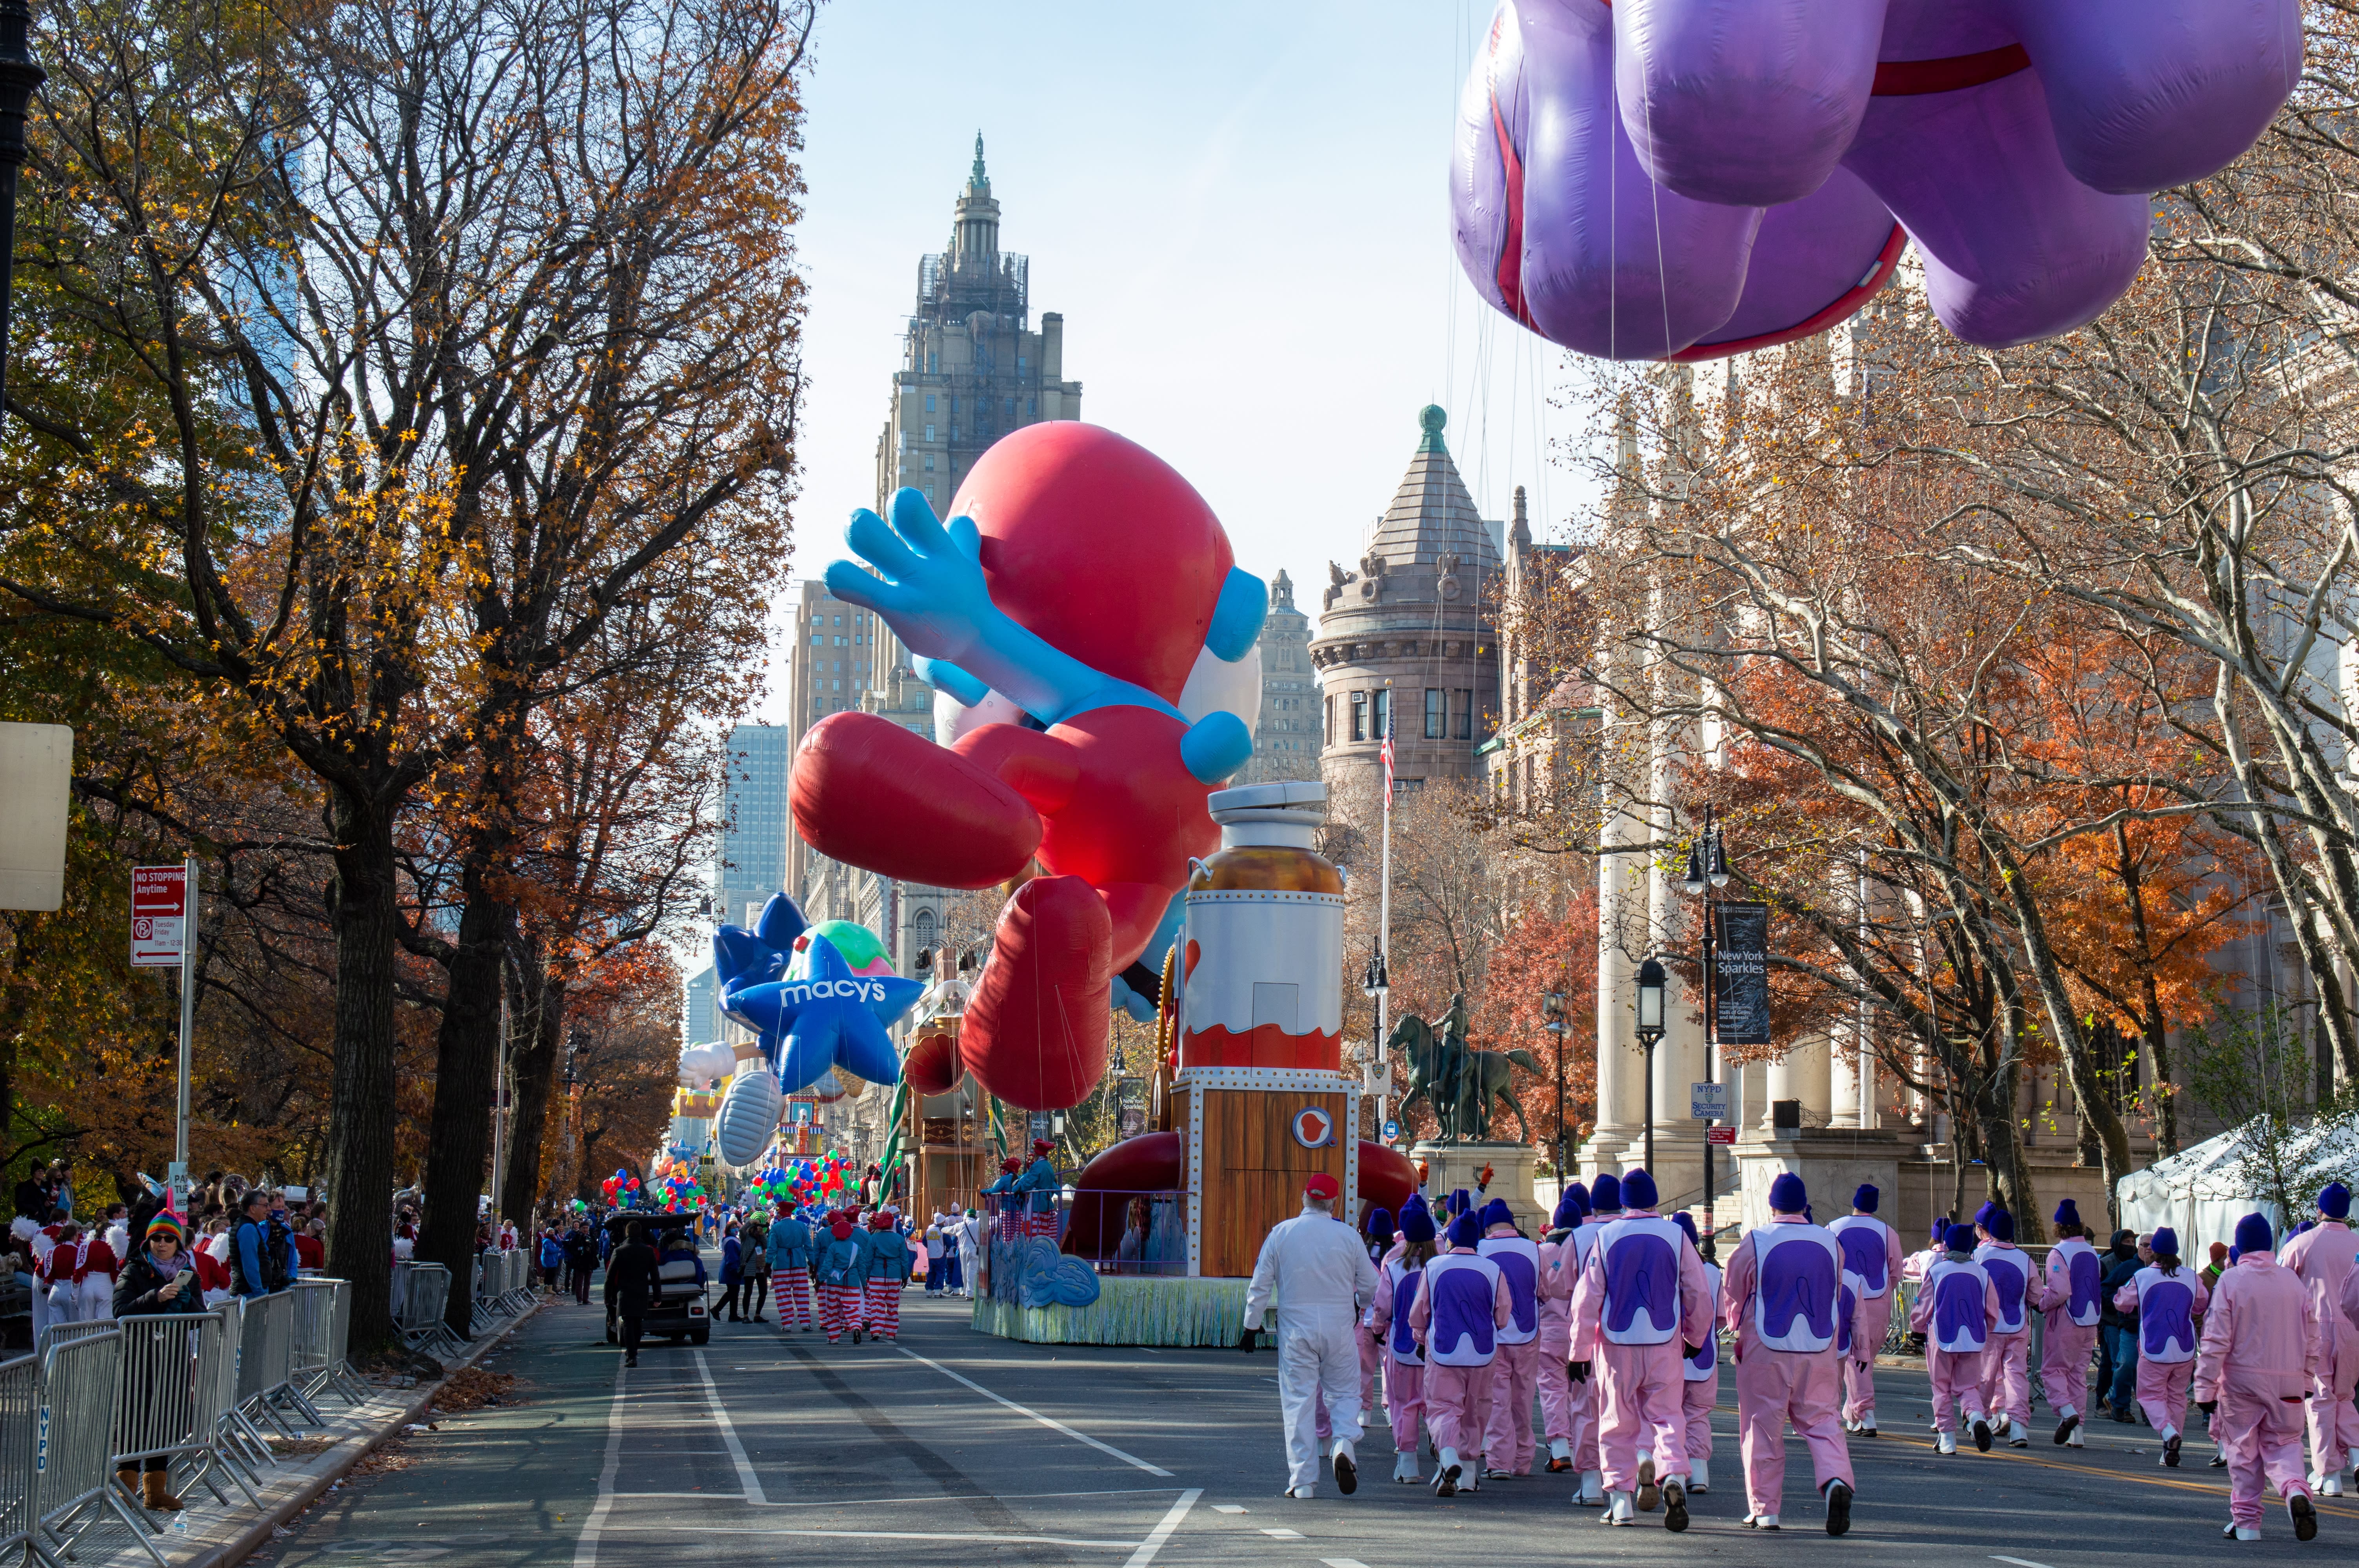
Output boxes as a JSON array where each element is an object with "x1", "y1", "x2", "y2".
[
  {"x1": 772, "y1": 1270, "x2": 813, "y2": 1330},
  {"x1": 862, "y1": 1278, "x2": 903, "y2": 1340},
  {"x1": 818, "y1": 1282, "x2": 860, "y2": 1341},
  {"x1": 996, "y1": 1208, "x2": 1020, "y2": 1243},
  {"x1": 1022, "y1": 1210, "x2": 1058, "y2": 1241}
]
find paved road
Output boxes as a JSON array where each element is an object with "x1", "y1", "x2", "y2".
[{"x1": 254, "y1": 1278, "x2": 2356, "y2": 1568}]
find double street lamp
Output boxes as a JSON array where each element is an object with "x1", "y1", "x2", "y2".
[
  {"x1": 1679, "y1": 804, "x2": 1731, "y2": 1260},
  {"x1": 1634, "y1": 955, "x2": 1665, "y2": 1177},
  {"x1": 1543, "y1": 987, "x2": 1568, "y2": 1180}
]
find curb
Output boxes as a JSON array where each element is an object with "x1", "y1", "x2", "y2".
[{"x1": 167, "y1": 1297, "x2": 546, "y2": 1568}]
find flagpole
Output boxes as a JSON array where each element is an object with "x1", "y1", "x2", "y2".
[{"x1": 1376, "y1": 703, "x2": 1393, "y2": 1141}]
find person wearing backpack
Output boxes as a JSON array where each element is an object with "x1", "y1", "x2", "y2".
[{"x1": 231, "y1": 1188, "x2": 285, "y2": 1299}]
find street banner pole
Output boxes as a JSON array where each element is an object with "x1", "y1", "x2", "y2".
[{"x1": 174, "y1": 855, "x2": 196, "y2": 1199}]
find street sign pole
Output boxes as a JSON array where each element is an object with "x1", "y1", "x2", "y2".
[{"x1": 174, "y1": 855, "x2": 196, "y2": 1186}]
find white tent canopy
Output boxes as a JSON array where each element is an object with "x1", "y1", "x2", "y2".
[{"x1": 2115, "y1": 1114, "x2": 2359, "y2": 1254}]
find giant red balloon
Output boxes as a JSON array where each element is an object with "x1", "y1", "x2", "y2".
[
  {"x1": 792, "y1": 713, "x2": 1040, "y2": 889},
  {"x1": 961, "y1": 874, "x2": 1110, "y2": 1112},
  {"x1": 1358, "y1": 1141, "x2": 1418, "y2": 1223},
  {"x1": 953, "y1": 423, "x2": 1234, "y2": 707},
  {"x1": 1061, "y1": 1130, "x2": 1181, "y2": 1259}
]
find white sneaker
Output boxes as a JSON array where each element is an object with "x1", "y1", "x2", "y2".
[
  {"x1": 2317, "y1": 1473, "x2": 2344, "y2": 1498},
  {"x1": 1284, "y1": 1485, "x2": 1314, "y2": 1499},
  {"x1": 1604, "y1": 1490, "x2": 1636, "y2": 1526},
  {"x1": 1433, "y1": 1448, "x2": 1463, "y2": 1498},
  {"x1": 1937, "y1": 1430, "x2": 1957, "y2": 1455},
  {"x1": 1748, "y1": 1513, "x2": 1782, "y2": 1530},
  {"x1": 2224, "y1": 1522, "x2": 2260, "y2": 1542},
  {"x1": 1546, "y1": 1437, "x2": 1573, "y2": 1473},
  {"x1": 1331, "y1": 1439, "x2": 1357, "y2": 1495},
  {"x1": 1392, "y1": 1451, "x2": 1420, "y2": 1483},
  {"x1": 1575, "y1": 1470, "x2": 1605, "y2": 1506},
  {"x1": 1636, "y1": 1455, "x2": 1659, "y2": 1512},
  {"x1": 2067, "y1": 1427, "x2": 2085, "y2": 1448},
  {"x1": 1858, "y1": 1414, "x2": 1877, "y2": 1435},
  {"x1": 2009, "y1": 1420, "x2": 2030, "y2": 1448},
  {"x1": 1690, "y1": 1456, "x2": 1710, "y2": 1494}
]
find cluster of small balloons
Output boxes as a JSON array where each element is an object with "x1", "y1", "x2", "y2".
[
  {"x1": 648, "y1": 1156, "x2": 705, "y2": 1212},
  {"x1": 741, "y1": 1151, "x2": 852, "y2": 1209},
  {"x1": 598, "y1": 1167, "x2": 642, "y2": 1203}
]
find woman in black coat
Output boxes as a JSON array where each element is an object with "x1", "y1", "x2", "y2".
[
  {"x1": 602, "y1": 1221, "x2": 659, "y2": 1366},
  {"x1": 112, "y1": 1215, "x2": 200, "y2": 1511}
]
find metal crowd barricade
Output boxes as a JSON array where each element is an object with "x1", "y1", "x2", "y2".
[
  {"x1": 207, "y1": 1300, "x2": 271, "y2": 1495},
  {"x1": 33, "y1": 1321, "x2": 117, "y2": 1357},
  {"x1": 3, "y1": 1351, "x2": 65, "y2": 1568},
  {"x1": 114, "y1": 1308, "x2": 258, "y2": 1519},
  {"x1": 235, "y1": 1290, "x2": 319, "y2": 1439},
  {"x1": 289, "y1": 1280, "x2": 368, "y2": 1408},
  {"x1": 33, "y1": 1325, "x2": 164, "y2": 1568},
  {"x1": 394, "y1": 1263, "x2": 464, "y2": 1357}
]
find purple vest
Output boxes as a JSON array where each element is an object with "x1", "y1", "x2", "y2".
[
  {"x1": 1829, "y1": 1214, "x2": 1893, "y2": 1295},
  {"x1": 2135, "y1": 1268, "x2": 2199, "y2": 1363},
  {"x1": 1386, "y1": 1261, "x2": 1424, "y2": 1364},
  {"x1": 1685, "y1": 1261, "x2": 1722, "y2": 1380},
  {"x1": 2053, "y1": 1238, "x2": 2103, "y2": 1327},
  {"x1": 1926, "y1": 1258, "x2": 1992, "y2": 1352},
  {"x1": 1753, "y1": 1223, "x2": 1842, "y2": 1352},
  {"x1": 1975, "y1": 1244, "x2": 2032, "y2": 1333},
  {"x1": 1596, "y1": 1216, "x2": 1685, "y2": 1346},
  {"x1": 1425, "y1": 1252, "x2": 1503, "y2": 1367},
  {"x1": 1478, "y1": 1234, "x2": 1541, "y2": 1344}
]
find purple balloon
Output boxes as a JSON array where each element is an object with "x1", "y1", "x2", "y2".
[
  {"x1": 1676, "y1": 166, "x2": 1903, "y2": 362},
  {"x1": 1616, "y1": 0, "x2": 1888, "y2": 207},
  {"x1": 1456, "y1": 0, "x2": 1758, "y2": 361}
]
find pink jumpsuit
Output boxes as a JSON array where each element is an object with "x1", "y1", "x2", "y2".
[
  {"x1": 1910, "y1": 1256, "x2": 2000, "y2": 1432},
  {"x1": 1535, "y1": 1232, "x2": 1575, "y2": 1450},
  {"x1": 2036, "y1": 1237, "x2": 2104, "y2": 1421},
  {"x1": 1570, "y1": 1210, "x2": 1714, "y2": 1496},
  {"x1": 1367, "y1": 1256, "x2": 1427, "y2": 1456},
  {"x1": 1544, "y1": 1225, "x2": 1604, "y2": 1482},
  {"x1": 1724, "y1": 1220, "x2": 1854, "y2": 1517},
  {"x1": 2195, "y1": 1250, "x2": 2321, "y2": 1529},
  {"x1": 1681, "y1": 1260, "x2": 1721, "y2": 1465},
  {"x1": 2279, "y1": 1219, "x2": 2359, "y2": 1478},
  {"x1": 2116, "y1": 1265, "x2": 2208, "y2": 1439},
  {"x1": 1408, "y1": 1245, "x2": 1513, "y2": 1465},
  {"x1": 1973, "y1": 1241, "x2": 2036, "y2": 1428},
  {"x1": 1827, "y1": 1214, "x2": 1905, "y2": 1426},
  {"x1": 1480, "y1": 1224, "x2": 1544, "y2": 1474}
]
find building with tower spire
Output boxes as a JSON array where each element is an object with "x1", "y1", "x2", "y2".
[
  {"x1": 1311, "y1": 406, "x2": 1504, "y2": 802},
  {"x1": 873, "y1": 135, "x2": 1084, "y2": 513},
  {"x1": 1241, "y1": 570, "x2": 1316, "y2": 783}
]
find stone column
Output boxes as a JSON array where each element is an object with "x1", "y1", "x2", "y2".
[
  {"x1": 1587, "y1": 794, "x2": 1645, "y2": 1174},
  {"x1": 1646, "y1": 740, "x2": 1704, "y2": 1205}
]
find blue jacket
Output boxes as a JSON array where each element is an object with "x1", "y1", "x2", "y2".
[
  {"x1": 719, "y1": 1236, "x2": 743, "y2": 1284},
  {"x1": 232, "y1": 1218, "x2": 273, "y2": 1299},
  {"x1": 865, "y1": 1229, "x2": 912, "y2": 1283},
  {"x1": 1017, "y1": 1156, "x2": 1060, "y2": 1213},
  {"x1": 767, "y1": 1217, "x2": 812, "y2": 1272},
  {"x1": 816, "y1": 1232, "x2": 862, "y2": 1288},
  {"x1": 539, "y1": 1236, "x2": 565, "y2": 1269}
]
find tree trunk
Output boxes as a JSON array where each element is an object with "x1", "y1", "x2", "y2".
[
  {"x1": 320, "y1": 790, "x2": 402, "y2": 1352},
  {"x1": 420, "y1": 872, "x2": 511, "y2": 1339},
  {"x1": 503, "y1": 965, "x2": 565, "y2": 1221}
]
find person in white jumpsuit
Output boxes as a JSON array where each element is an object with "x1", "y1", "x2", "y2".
[{"x1": 1245, "y1": 1172, "x2": 1382, "y2": 1499}]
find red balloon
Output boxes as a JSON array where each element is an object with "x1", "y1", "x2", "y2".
[
  {"x1": 1358, "y1": 1141, "x2": 1418, "y2": 1221},
  {"x1": 902, "y1": 1029, "x2": 961, "y2": 1098},
  {"x1": 953, "y1": 423, "x2": 1233, "y2": 707},
  {"x1": 792, "y1": 713, "x2": 1041, "y2": 889},
  {"x1": 1060, "y1": 1131, "x2": 1180, "y2": 1258},
  {"x1": 961, "y1": 874, "x2": 1110, "y2": 1112}
]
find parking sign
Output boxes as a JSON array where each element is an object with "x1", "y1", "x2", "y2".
[{"x1": 130, "y1": 864, "x2": 187, "y2": 967}]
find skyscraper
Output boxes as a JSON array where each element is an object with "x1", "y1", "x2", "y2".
[
  {"x1": 716, "y1": 722, "x2": 796, "y2": 932},
  {"x1": 1241, "y1": 570, "x2": 1318, "y2": 783},
  {"x1": 874, "y1": 135, "x2": 1083, "y2": 513}
]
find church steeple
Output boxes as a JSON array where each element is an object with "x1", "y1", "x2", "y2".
[
  {"x1": 967, "y1": 131, "x2": 990, "y2": 197},
  {"x1": 951, "y1": 132, "x2": 1001, "y2": 269}
]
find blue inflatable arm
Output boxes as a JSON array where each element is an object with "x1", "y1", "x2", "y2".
[
  {"x1": 1180, "y1": 711, "x2": 1254, "y2": 784},
  {"x1": 1205, "y1": 567, "x2": 1268, "y2": 662},
  {"x1": 828, "y1": 488, "x2": 1183, "y2": 727},
  {"x1": 912, "y1": 655, "x2": 990, "y2": 708}
]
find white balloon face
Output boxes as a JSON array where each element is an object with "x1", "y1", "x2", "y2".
[
  {"x1": 934, "y1": 684, "x2": 1029, "y2": 745},
  {"x1": 1178, "y1": 639, "x2": 1261, "y2": 730}
]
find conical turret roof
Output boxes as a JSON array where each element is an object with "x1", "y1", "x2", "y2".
[{"x1": 1364, "y1": 406, "x2": 1500, "y2": 570}]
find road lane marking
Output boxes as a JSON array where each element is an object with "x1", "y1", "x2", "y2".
[
  {"x1": 1261, "y1": 1527, "x2": 1306, "y2": 1538},
  {"x1": 691, "y1": 1349, "x2": 767, "y2": 1505},
  {"x1": 1123, "y1": 1489, "x2": 1201, "y2": 1568},
  {"x1": 569, "y1": 1362, "x2": 629, "y2": 1568},
  {"x1": 1211, "y1": 1505, "x2": 1247, "y2": 1514},
  {"x1": 1883, "y1": 1432, "x2": 2359, "y2": 1521},
  {"x1": 614, "y1": 1486, "x2": 1182, "y2": 1509},
  {"x1": 1992, "y1": 1558, "x2": 2056, "y2": 1568},
  {"x1": 624, "y1": 1526, "x2": 1142, "y2": 1548},
  {"x1": 1323, "y1": 1559, "x2": 1373, "y2": 1568},
  {"x1": 894, "y1": 1346, "x2": 1175, "y2": 1477}
]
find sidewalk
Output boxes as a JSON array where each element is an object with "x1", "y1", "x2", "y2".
[{"x1": 61, "y1": 1300, "x2": 544, "y2": 1568}]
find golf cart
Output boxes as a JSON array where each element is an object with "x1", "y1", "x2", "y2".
[{"x1": 602, "y1": 1209, "x2": 712, "y2": 1348}]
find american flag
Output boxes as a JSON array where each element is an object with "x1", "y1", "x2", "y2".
[{"x1": 1380, "y1": 708, "x2": 1395, "y2": 795}]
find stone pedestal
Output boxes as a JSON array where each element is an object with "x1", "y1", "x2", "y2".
[
  {"x1": 1412, "y1": 1141, "x2": 1544, "y2": 1231},
  {"x1": 1735, "y1": 1126, "x2": 1908, "y2": 1232}
]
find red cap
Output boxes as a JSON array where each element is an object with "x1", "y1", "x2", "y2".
[
  {"x1": 1032, "y1": 1138, "x2": 1055, "y2": 1154},
  {"x1": 1303, "y1": 1173, "x2": 1341, "y2": 1201}
]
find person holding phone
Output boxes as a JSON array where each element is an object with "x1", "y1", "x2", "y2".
[{"x1": 112, "y1": 1214, "x2": 197, "y2": 1512}]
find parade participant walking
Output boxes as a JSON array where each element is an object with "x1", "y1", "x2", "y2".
[
  {"x1": 2099, "y1": 1229, "x2": 2145, "y2": 1420},
  {"x1": 1477, "y1": 1197, "x2": 1543, "y2": 1479},
  {"x1": 1547, "y1": 1178, "x2": 1612, "y2": 1504},
  {"x1": 1914, "y1": 1223, "x2": 2001, "y2": 1452},
  {"x1": 2039, "y1": 1200, "x2": 2104, "y2": 1446},
  {"x1": 1720, "y1": 1174, "x2": 1856, "y2": 1535},
  {"x1": 1974, "y1": 1207, "x2": 2037, "y2": 1446},
  {"x1": 602, "y1": 1221, "x2": 659, "y2": 1367},
  {"x1": 954, "y1": 1208, "x2": 978, "y2": 1297},
  {"x1": 768, "y1": 1205, "x2": 815, "y2": 1330},
  {"x1": 1568, "y1": 1168, "x2": 1713, "y2": 1528},
  {"x1": 1369, "y1": 1204, "x2": 1436, "y2": 1483},
  {"x1": 2195, "y1": 1213, "x2": 2322, "y2": 1542},
  {"x1": 1828, "y1": 1185, "x2": 1904, "y2": 1436},
  {"x1": 1360, "y1": 1207, "x2": 1394, "y2": 1420},
  {"x1": 2279, "y1": 1183, "x2": 2356, "y2": 1496},
  {"x1": 2118, "y1": 1226, "x2": 2207, "y2": 1466},
  {"x1": 1410, "y1": 1209, "x2": 1510, "y2": 1498},
  {"x1": 718, "y1": 1225, "x2": 747, "y2": 1321},
  {"x1": 815, "y1": 1214, "x2": 862, "y2": 1343},
  {"x1": 1666, "y1": 1211, "x2": 1721, "y2": 1495},
  {"x1": 565, "y1": 1223, "x2": 598, "y2": 1305},
  {"x1": 1244, "y1": 1172, "x2": 1382, "y2": 1500},
  {"x1": 863, "y1": 1213, "x2": 912, "y2": 1341},
  {"x1": 1536, "y1": 1187, "x2": 1588, "y2": 1479}
]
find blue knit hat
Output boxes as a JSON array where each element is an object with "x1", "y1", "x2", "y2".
[
  {"x1": 1480, "y1": 1198, "x2": 1514, "y2": 1230},
  {"x1": 1983, "y1": 1207, "x2": 2014, "y2": 1243},
  {"x1": 1621, "y1": 1169, "x2": 1659, "y2": 1210},
  {"x1": 1930, "y1": 1216, "x2": 1950, "y2": 1241},
  {"x1": 2053, "y1": 1198, "x2": 2081, "y2": 1229},
  {"x1": 1590, "y1": 1172, "x2": 1623, "y2": 1214},
  {"x1": 1401, "y1": 1193, "x2": 1429, "y2": 1221},
  {"x1": 2234, "y1": 1213, "x2": 2274, "y2": 1255},
  {"x1": 1768, "y1": 1172, "x2": 1807, "y2": 1214},
  {"x1": 1447, "y1": 1212, "x2": 1482, "y2": 1249},
  {"x1": 1566, "y1": 1180, "x2": 1590, "y2": 1212},
  {"x1": 1552, "y1": 1192, "x2": 1581, "y2": 1229},
  {"x1": 1974, "y1": 1201, "x2": 1999, "y2": 1229},
  {"x1": 1944, "y1": 1223, "x2": 1977, "y2": 1253},
  {"x1": 2152, "y1": 1226, "x2": 2178, "y2": 1257},
  {"x1": 1365, "y1": 1206, "x2": 1394, "y2": 1244},
  {"x1": 1671, "y1": 1210, "x2": 1700, "y2": 1247},
  {"x1": 1401, "y1": 1207, "x2": 1437, "y2": 1244},
  {"x1": 2293, "y1": 1218, "x2": 2315, "y2": 1237},
  {"x1": 2319, "y1": 1182, "x2": 2351, "y2": 1220},
  {"x1": 1852, "y1": 1184, "x2": 1879, "y2": 1213},
  {"x1": 1449, "y1": 1188, "x2": 1472, "y2": 1216}
]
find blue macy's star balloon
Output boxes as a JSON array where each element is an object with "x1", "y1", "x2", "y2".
[{"x1": 731, "y1": 933, "x2": 924, "y2": 1094}]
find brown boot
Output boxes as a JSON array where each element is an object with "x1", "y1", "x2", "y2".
[
  {"x1": 116, "y1": 1467, "x2": 138, "y2": 1497},
  {"x1": 142, "y1": 1470, "x2": 185, "y2": 1511}
]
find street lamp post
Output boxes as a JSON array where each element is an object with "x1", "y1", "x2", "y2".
[
  {"x1": 1543, "y1": 988, "x2": 1568, "y2": 1180},
  {"x1": 1635, "y1": 956, "x2": 1666, "y2": 1176},
  {"x1": 1362, "y1": 950, "x2": 1390, "y2": 1140},
  {"x1": 0, "y1": 0, "x2": 43, "y2": 421},
  {"x1": 1679, "y1": 805, "x2": 1730, "y2": 1259}
]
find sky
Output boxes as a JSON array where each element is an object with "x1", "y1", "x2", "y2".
[{"x1": 752, "y1": 0, "x2": 1603, "y2": 721}]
